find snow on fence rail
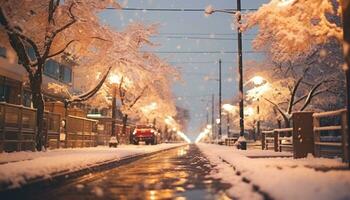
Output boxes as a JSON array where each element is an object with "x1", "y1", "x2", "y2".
[
  {"x1": 261, "y1": 109, "x2": 349, "y2": 163},
  {"x1": 262, "y1": 128, "x2": 293, "y2": 152},
  {"x1": 0, "y1": 102, "x2": 101, "y2": 152},
  {"x1": 0, "y1": 102, "x2": 61, "y2": 152}
]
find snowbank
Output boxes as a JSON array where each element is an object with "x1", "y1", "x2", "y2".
[
  {"x1": 198, "y1": 144, "x2": 350, "y2": 200},
  {"x1": 0, "y1": 143, "x2": 185, "y2": 189}
]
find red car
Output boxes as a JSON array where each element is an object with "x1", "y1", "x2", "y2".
[{"x1": 132, "y1": 125, "x2": 159, "y2": 145}]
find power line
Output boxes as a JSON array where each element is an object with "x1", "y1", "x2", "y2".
[
  {"x1": 112, "y1": 7, "x2": 257, "y2": 12},
  {"x1": 151, "y1": 36, "x2": 254, "y2": 41},
  {"x1": 142, "y1": 51, "x2": 265, "y2": 54},
  {"x1": 158, "y1": 33, "x2": 256, "y2": 36},
  {"x1": 169, "y1": 61, "x2": 235, "y2": 64}
]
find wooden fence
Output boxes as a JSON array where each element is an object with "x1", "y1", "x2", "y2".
[
  {"x1": 0, "y1": 102, "x2": 101, "y2": 152},
  {"x1": 0, "y1": 102, "x2": 36, "y2": 152},
  {"x1": 65, "y1": 115, "x2": 98, "y2": 148},
  {"x1": 261, "y1": 109, "x2": 348, "y2": 162}
]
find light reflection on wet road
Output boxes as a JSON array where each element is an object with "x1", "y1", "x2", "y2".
[{"x1": 30, "y1": 145, "x2": 231, "y2": 200}]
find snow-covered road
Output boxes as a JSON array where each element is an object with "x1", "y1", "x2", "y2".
[{"x1": 0, "y1": 143, "x2": 185, "y2": 189}]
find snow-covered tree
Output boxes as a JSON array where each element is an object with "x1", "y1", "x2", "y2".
[{"x1": 240, "y1": 0, "x2": 342, "y2": 63}]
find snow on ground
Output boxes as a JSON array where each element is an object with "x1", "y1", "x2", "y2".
[
  {"x1": 0, "y1": 143, "x2": 185, "y2": 189},
  {"x1": 198, "y1": 143, "x2": 350, "y2": 200}
]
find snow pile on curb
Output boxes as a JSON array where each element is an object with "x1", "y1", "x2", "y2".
[
  {"x1": 198, "y1": 144, "x2": 350, "y2": 200},
  {"x1": 0, "y1": 143, "x2": 185, "y2": 189}
]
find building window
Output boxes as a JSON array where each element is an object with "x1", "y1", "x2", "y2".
[
  {"x1": 0, "y1": 84, "x2": 11, "y2": 102},
  {"x1": 44, "y1": 59, "x2": 72, "y2": 84},
  {"x1": 44, "y1": 59, "x2": 60, "y2": 79},
  {"x1": 22, "y1": 90, "x2": 32, "y2": 107},
  {"x1": 0, "y1": 46, "x2": 6, "y2": 58},
  {"x1": 59, "y1": 64, "x2": 72, "y2": 84},
  {"x1": 27, "y1": 46, "x2": 36, "y2": 61}
]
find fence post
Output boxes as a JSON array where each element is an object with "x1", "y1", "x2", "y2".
[
  {"x1": 0, "y1": 104, "x2": 4, "y2": 152},
  {"x1": 292, "y1": 112, "x2": 314, "y2": 159},
  {"x1": 274, "y1": 130, "x2": 279, "y2": 152},
  {"x1": 313, "y1": 116, "x2": 321, "y2": 158},
  {"x1": 341, "y1": 110, "x2": 349, "y2": 162},
  {"x1": 261, "y1": 132, "x2": 266, "y2": 150},
  {"x1": 18, "y1": 107, "x2": 22, "y2": 151}
]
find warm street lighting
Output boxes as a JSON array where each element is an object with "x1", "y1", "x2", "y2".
[
  {"x1": 109, "y1": 74, "x2": 121, "y2": 84},
  {"x1": 278, "y1": 0, "x2": 296, "y2": 7},
  {"x1": 222, "y1": 104, "x2": 236, "y2": 113},
  {"x1": 245, "y1": 106, "x2": 255, "y2": 117},
  {"x1": 250, "y1": 76, "x2": 265, "y2": 86}
]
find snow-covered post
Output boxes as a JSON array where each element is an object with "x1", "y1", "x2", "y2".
[
  {"x1": 342, "y1": 0, "x2": 350, "y2": 167},
  {"x1": 292, "y1": 112, "x2": 315, "y2": 159}
]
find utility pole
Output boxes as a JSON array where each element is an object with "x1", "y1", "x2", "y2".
[
  {"x1": 227, "y1": 113, "x2": 230, "y2": 137},
  {"x1": 219, "y1": 59, "x2": 222, "y2": 139},
  {"x1": 237, "y1": 0, "x2": 246, "y2": 150},
  {"x1": 211, "y1": 94, "x2": 215, "y2": 141}
]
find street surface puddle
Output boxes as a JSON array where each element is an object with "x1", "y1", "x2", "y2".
[{"x1": 18, "y1": 145, "x2": 232, "y2": 200}]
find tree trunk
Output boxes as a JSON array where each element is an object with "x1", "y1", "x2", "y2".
[
  {"x1": 284, "y1": 118, "x2": 291, "y2": 128},
  {"x1": 30, "y1": 73, "x2": 44, "y2": 151},
  {"x1": 122, "y1": 114, "x2": 128, "y2": 144}
]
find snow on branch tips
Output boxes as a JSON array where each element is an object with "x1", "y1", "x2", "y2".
[{"x1": 240, "y1": 0, "x2": 343, "y2": 63}]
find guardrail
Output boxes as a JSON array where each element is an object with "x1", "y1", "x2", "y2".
[{"x1": 261, "y1": 109, "x2": 348, "y2": 162}]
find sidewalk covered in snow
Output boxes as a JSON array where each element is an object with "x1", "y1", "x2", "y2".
[{"x1": 198, "y1": 144, "x2": 350, "y2": 200}]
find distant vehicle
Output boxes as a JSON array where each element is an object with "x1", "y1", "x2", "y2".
[{"x1": 132, "y1": 125, "x2": 160, "y2": 145}]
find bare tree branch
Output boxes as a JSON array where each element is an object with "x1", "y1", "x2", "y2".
[
  {"x1": 129, "y1": 86, "x2": 148, "y2": 109},
  {"x1": 264, "y1": 97, "x2": 290, "y2": 122},
  {"x1": 300, "y1": 81, "x2": 327, "y2": 111},
  {"x1": 48, "y1": 0, "x2": 60, "y2": 23},
  {"x1": 43, "y1": 2, "x2": 77, "y2": 59},
  {"x1": 47, "y1": 39, "x2": 77, "y2": 58},
  {"x1": 287, "y1": 76, "x2": 303, "y2": 114}
]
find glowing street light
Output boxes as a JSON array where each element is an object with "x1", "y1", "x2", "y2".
[
  {"x1": 278, "y1": 0, "x2": 296, "y2": 7},
  {"x1": 222, "y1": 104, "x2": 236, "y2": 113}
]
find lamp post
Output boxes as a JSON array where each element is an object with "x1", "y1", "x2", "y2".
[
  {"x1": 218, "y1": 59, "x2": 222, "y2": 140},
  {"x1": 205, "y1": 0, "x2": 246, "y2": 149}
]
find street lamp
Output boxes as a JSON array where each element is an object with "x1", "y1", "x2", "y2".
[{"x1": 205, "y1": 1, "x2": 246, "y2": 149}]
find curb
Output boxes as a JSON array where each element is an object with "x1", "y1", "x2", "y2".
[{"x1": 0, "y1": 144, "x2": 187, "y2": 196}]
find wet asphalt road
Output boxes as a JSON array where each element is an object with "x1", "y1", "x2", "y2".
[{"x1": 6, "y1": 145, "x2": 232, "y2": 200}]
